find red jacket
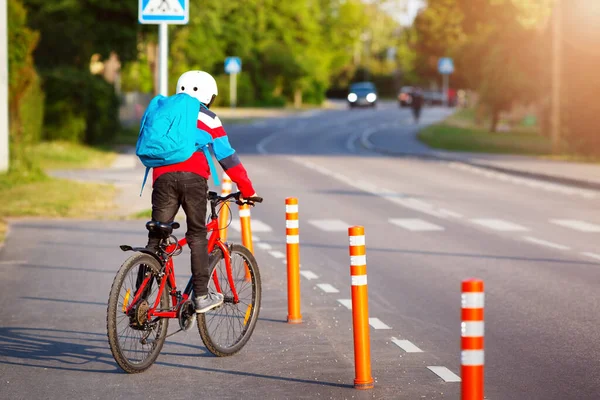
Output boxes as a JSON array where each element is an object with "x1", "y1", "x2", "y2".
[{"x1": 152, "y1": 107, "x2": 255, "y2": 197}]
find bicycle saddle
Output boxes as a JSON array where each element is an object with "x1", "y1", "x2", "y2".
[{"x1": 146, "y1": 220, "x2": 181, "y2": 238}]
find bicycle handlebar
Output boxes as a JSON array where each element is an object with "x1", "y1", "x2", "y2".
[{"x1": 208, "y1": 191, "x2": 263, "y2": 206}]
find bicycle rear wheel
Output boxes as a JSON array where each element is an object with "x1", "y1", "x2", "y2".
[
  {"x1": 198, "y1": 244, "x2": 261, "y2": 356},
  {"x1": 107, "y1": 252, "x2": 169, "y2": 373}
]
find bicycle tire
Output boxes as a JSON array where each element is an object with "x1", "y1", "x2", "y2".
[
  {"x1": 198, "y1": 244, "x2": 261, "y2": 356},
  {"x1": 107, "y1": 252, "x2": 169, "y2": 373}
]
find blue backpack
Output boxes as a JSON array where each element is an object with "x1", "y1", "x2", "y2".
[{"x1": 136, "y1": 93, "x2": 220, "y2": 195}]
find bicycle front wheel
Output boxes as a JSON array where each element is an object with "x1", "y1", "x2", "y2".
[
  {"x1": 107, "y1": 252, "x2": 169, "y2": 373},
  {"x1": 198, "y1": 244, "x2": 261, "y2": 356}
]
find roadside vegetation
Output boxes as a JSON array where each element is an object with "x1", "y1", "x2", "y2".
[{"x1": 418, "y1": 109, "x2": 552, "y2": 155}]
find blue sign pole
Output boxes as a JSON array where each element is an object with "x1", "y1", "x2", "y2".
[
  {"x1": 225, "y1": 57, "x2": 242, "y2": 108},
  {"x1": 438, "y1": 58, "x2": 454, "y2": 107}
]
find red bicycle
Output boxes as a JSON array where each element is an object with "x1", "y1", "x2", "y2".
[{"x1": 106, "y1": 191, "x2": 263, "y2": 373}]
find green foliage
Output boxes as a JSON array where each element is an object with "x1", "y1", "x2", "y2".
[
  {"x1": 42, "y1": 68, "x2": 120, "y2": 144},
  {"x1": 7, "y1": 0, "x2": 43, "y2": 173}
]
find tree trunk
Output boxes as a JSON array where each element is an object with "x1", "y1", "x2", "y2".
[
  {"x1": 294, "y1": 88, "x2": 302, "y2": 109},
  {"x1": 490, "y1": 108, "x2": 500, "y2": 133},
  {"x1": 147, "y1": 42, "x2": 159, "y2": 96}
]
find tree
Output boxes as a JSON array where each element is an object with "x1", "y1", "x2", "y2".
[{"x1": 8, "y1": 0, "x2": 43, "y2": 172}]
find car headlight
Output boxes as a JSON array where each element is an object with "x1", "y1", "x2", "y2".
[
  {"x1": 366, "y1": 93, "x2": 377, "y2": 103},
  {"x1": 347, "y1": 93, "x2": 358, "y2": 102}
]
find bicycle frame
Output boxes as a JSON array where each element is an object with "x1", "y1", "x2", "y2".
[{"x1": 126, "y1": 215, "x2": 239, "y2": 320}]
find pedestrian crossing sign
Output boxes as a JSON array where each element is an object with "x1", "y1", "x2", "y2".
[
  {"x1": 139, "y1": 0, "x2": 189, "y2": 24},
  {"x1": 438, "y1": 57, "x2": 454, "y2": 75}
]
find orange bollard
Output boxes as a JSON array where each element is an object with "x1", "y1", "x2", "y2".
[
  {"x1": 286, "y1": 198, "x2": 302, "y2": 324},
  {"x1": 239, "y1": 202, "x2": 253, "y2": 281},
  {"x1": 461, "y1": 279, "x2": 485, "y2": 400},
  {"x1": 348, "y1": 226, "x2": 374, "y2": 390},
  {"x1": 218, "y1": 173, "x2": 233, "y2": 242}
]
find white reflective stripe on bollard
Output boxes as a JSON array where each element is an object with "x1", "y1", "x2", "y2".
[
  {"x1": 286, "y1": 220, "x2": 299, "y2": 228},
  {"x1": 239, "y1": 209, "x2": 251, "y2": 218},
  {"x1": 222, "y1": 182, "x2": 233, "y2": 191},
  {"x1": 351, "y1": 275, "x2": 367, "y2": 286},
  {"x1": 461, "y1": 321, "x2": 484, "y2": 337},
  {"x1": 462, "y1": 292, "x2": 485, "y2": 308},
  {"x1": 349, "y1": 235, "x2": 365, "y2": 246},
  {"x1": 285, "y1": 204, "x2": 298, "y2": 213},
  {"x1": 461, "y1": 350, "x2": 485, "y2": 366},
  {"x1": 286, "y1": 235, "x2": 299, "y2": 244},
  {"x1": 350, "y1": 255, "x2": 366, "y2": 266}
]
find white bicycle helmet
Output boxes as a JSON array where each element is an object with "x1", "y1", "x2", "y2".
[{"x1": 176, "y1": 70, "x2": 218, "y2": 105}]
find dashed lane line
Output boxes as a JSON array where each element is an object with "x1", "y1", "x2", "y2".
[
  {"x1": 256, "y1": 242, "x2": 272, "y2": 250},
  {"x1": 268, "y1": 251, "x2": 286, "y2": 259},
  {"x1": 550, "y1": 219, "x2": 600, "y2": 232},
  {"x1": 316, "y1": 283, "x2": 340, "y2": 293},
  {"x1": 229, "y1": 220, "x2": 273, "y2": 232},
  {"x1": 581, "y1": 252, "x2": 600, "y2": 261},
  {"x1": 391, "y1": 337, "x2": 423, "y2": 353},
  {"x1": 523, "y1": 236, "x2": 570, "y2": 250},
  {"x1": 337, "y1": 299, "x2": 352, "y2": 310},
  {"x1": 299, "y1": 270, "x2": 319, "y2": 280},
  {"x1": 471, "y1": 218, "x2": 529, "y2": 232},
  {"x1": 388, "y1": 218, "x2": 444, "y2": 232},
  {"x1": 369, "y1": 318, "x2": 391, "y2": 330},
  {"x1": 427, "y1": 366, "x2": 461, "y2": 383}
]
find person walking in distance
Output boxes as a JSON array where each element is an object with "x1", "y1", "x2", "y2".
[{"x1": 410, "y1": 87, "x2": 424, "y2": 124}]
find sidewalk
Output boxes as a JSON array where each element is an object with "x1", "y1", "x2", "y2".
[{"x1": 362, "y1": 117, "x2": 600, "y2": 192}]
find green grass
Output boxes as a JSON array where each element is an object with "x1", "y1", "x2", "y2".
[
  {"x1": 418, "y1": 108, "x2": 554, "y2": 155},
  {"x1": 29, "y1": 141, "x2": 116, "y2": 170},
  {"x1": 0, "y1": 140, "x2": 120, "y2": 245},
  {"x1": 129, "y1": 209, "x2": 152, "y2": 220}
]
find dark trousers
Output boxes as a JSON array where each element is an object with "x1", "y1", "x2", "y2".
[{"x1": 146, "y1": 172, "x2": 209, "y2": 296}]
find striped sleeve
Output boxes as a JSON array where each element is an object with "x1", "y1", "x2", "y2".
[{"x1": 197, "y1": 108, "x2": 256, "y2": 197}]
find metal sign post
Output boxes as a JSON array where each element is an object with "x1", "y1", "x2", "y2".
[
  {"x1": 139, "y1": 0, "x2": 189, "y2": 96},
  {"x1": 0, "y1": 0, "x2": 9, "y2": 173},
  {"x1": 438, "y1": 57, "x2": 454, "y2": 107},
  {"x1": 224, "y1": 57, "x2": 241, "y2": 108}
]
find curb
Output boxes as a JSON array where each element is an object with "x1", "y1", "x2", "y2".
[{"x1": 360, "y1": 128, "x2": 600, "y2": 193}]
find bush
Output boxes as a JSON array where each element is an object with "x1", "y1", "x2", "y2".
[{"x1": 41, "y1": 68, "x2": 120, "y2": 144}]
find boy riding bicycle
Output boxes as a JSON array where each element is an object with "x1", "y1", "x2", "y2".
[{"x1": 142, "y1": 70, "x2": 258, "y2": 314}]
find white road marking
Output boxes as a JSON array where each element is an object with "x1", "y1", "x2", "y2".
[
  {"x1": 391, "y1": 338, "x2": 423, "y2": 353},
  {"x1": 316, "y1": 283, "x2": 339, "y2": 293},
  {"x1": 229, "y1": 220, "x2": 273, "y2": 232},
  {"x1": 368, "y1": 318, "x2": 391, "y2": 329},
  {"x1": 448, "y1": 162, "x2": 598, "y2": 199},
  {"x1": 337, "y1": 299, "x2": 352, "y2": 310},
  {"x1": 253, "y1": 236, "x2": 261, "y2": 242},
  {"x1": 268, "y1": 251, "x2": 286, "y2": 259},
  {"x1": 293, "y1": 159, "x2": 454, "y2": 220},
  {"x1": 438, "y1": 209, "x2": 463, "y2": 218},
  {"x1": 299, "y1": 270, "x2": 319, "y2": 280},
  {"x1": 388, "y1": 218, "x2": 444, "y2": 231},
  {"x1": 581, "y1": 252, "x2": 600, "y2": 261},
  {"x1": 427, "y1": 366, "x2": 461, "y2": 383},
  {"x1": 523, "y1": 236, "x2": 570, "y2": 250},
  {"x1": 0, "y1": 260, "x2": 26, "y2": 265},
  {"x1": 550, "y1": 219, "x2": 600, "y2": 232},
  {"x1": 471, "y1": 219, "x2": 528, "y2": 232},
  {"x1": 256, "y1": 242, "x2": 272, "y2": 250},
  {"x1": 308, "y1": 219, "x2": 350, "y2": 232}
]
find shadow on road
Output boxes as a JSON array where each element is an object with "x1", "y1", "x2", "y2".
[{"x1": 0, "y1": 327, "x2": 212, "y2": 374}]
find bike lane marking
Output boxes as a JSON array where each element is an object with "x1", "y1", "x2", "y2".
[
  {"x1": 392, "y1": 337, "x2": 423, "y2": 353},
  {"x1": 427, "y1": 366, "x2": 461, "y2": 382},
  {"x1": 369, "y1": 318, "x2": 391, "y2": 329},
  {"x1": 316, "y1": 283, "x2": 339, "y2": 293},
  {"x1": 299, "y1": 270, "x2": 319, "y2": 280}
]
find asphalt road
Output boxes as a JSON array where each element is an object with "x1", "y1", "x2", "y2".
[{"x1": 2, "y1": 102, "x2": 600, "y2": 399}]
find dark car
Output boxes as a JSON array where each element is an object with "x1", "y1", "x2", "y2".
[{"x1": 347, "y1": 82, "x2": 378, "y2": 108}]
